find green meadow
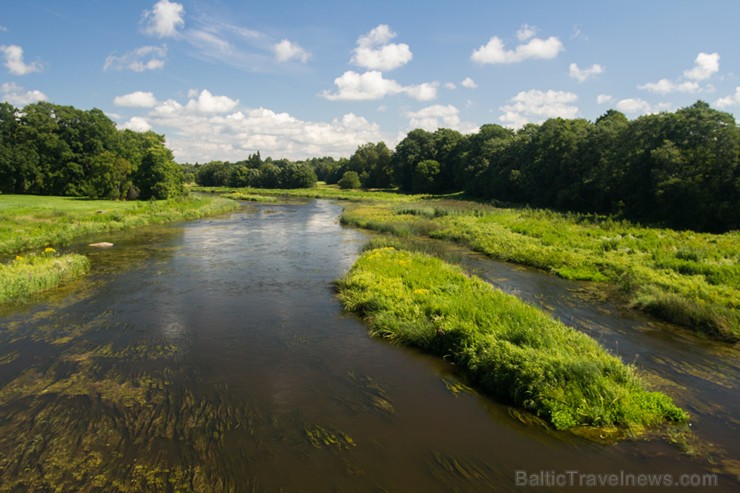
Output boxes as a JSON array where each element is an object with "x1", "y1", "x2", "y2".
[{"x1": 0, "y1": 194, "x2": 238, "y2": 303}]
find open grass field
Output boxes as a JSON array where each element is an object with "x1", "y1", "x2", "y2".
[{"x1": 337, "y1": 246, "x2": 689, "y2": 433}]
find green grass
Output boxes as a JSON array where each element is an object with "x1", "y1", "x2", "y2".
[
  {"x1": 337, "y1": 246, "x2": 689, "y2": 433},
  {"x1": 341, "y1": 200, "x2": 740, "y2": 342},
  {"x1": 0, "y1": 194, "x2": 239, "y2": 256},
  {"x1": 192, "y1": 183, "x2": 430, "y2": 203},
  {"x1": 0, "y1": 194, "x2": 239, "y2": 303},
  {"x1": 0, "y1": 249, "x2": 90, "y2": 303}
]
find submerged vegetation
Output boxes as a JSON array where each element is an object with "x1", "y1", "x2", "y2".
[{"x1": 336, "y1": 246, "x2": 689, "y2": 432}]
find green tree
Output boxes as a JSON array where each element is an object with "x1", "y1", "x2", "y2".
[
  {"x1": 338, "y1": 170, "x2": 361, "y2": 189},
  {"x1": 135, "y1": 147, "x2": 184, "y2": 199}
]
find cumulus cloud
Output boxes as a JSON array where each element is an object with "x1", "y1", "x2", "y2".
[
  {"x1": 142, "y1": 0, "x2": 185, "y2": 38},
  {"x1": 351, "y1": 24, "x2": 413, "y2": 71},
  {"x1": 715, "y1": 86, "x2": 740, "y2": 108},
  {"x1": 444, "y1": 82, "x2": 457, "y2": 90},
  {"x1": 104, "y1": 45, "x2": 167, "y2": 72},
  {"x1": 461, "y1": 77, "x2": 478, "y2": 89},
  {"x1": 569, "y1": 63, "x2": 604, "y2": 83},
  {"x1": 114, "y1": 91, "x2": 158, "y2": 108},
  {"x1": 1, "y1": 82, "x2": 47, "y2": 106},
  {"x1": 516, "y1": 24, "x2": 538, "y2": 41},
  {"x1": 499, "y1": 89, "x2": 578, "y2": 128},
  {"x1": 404, "y1": 104, "x2": 478, "y2": 133},
  {"x1": 638, "y1": 79, "x2": 699, "y2": 94},
  {"x1": 639, "y1": 52, "x2": 719, "y2": 94},
  {"x1": 615, "y1": 98, "x2": 671, "y2": 115},
  {"x1": 155, "y1": 105, "x2": 386, "y2": 161},
  {"x1": 185, "y1": 89, "x2": 239, "y2": 113},
  {"x1": 683, "y1": 52, "x2": 720, "y2": 81},
  {"x1": 121, "y1": 117, "x2": 152, "y2": 132},
  {"x1": 404, "y1": 82, "x2": 439, "y2": 101},
  {"x1": 471, "y1": 33, "x2": 563, "y2": 64},
  {"x1": 321, "y1": 70, "x2": 437, "y2": 101},
  {"x1": 273, "y1": 39, "x2": 310, "y2": 63},
  {"x1": 0, "y1": 45, "x2": 44, "y2": 75},
  {"x1": 596, "y1": 94, "x2": 614, "y2": 105}
]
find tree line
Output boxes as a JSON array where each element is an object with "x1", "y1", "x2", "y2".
[
  {"x1": 0, "y1": 101, "x2": 184, "y2": 200},
  {"x1": 341, "y1": 101, "x2": 737, "y2": 232}
]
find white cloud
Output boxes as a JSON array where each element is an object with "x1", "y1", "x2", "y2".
[
  {"x1": 471, "y1": 34, "x2": 563, "y2": 64},
  {"x1": 444, "y1": 82, "x2": 456, "y2": 90},
  {"x1": 321, "y1": 70, "x2": 437, "y2": 101},
  {"x1": 638, "y1": 79, "x2": 699, "y2": 94},
  {"x1": 1, "y1": 82, "x2": 47, "y2": 106},
  {"x1": 638, "y1": 52, "x2": 720, "y2": 95},
  {"x1": 273, "y1": 39, "x2": 310, "y2": 63},
  {"x1": 139, "y1": 93, "x2": 388, "y2": 161},
  {"x1": 184, "y1": 89, "x2": 239, "y2": 113},
  {"x1": 404, "y1": 82, "x2": 439, "y2": 101},
  {"x1": 142, "y1": 0, "x2": 185, "y2": 38},
  {"x1": 103, "y1": 45, "x2": 167, "y2": 72},
  {"x1": 121, "y1": 117, "x2": 152, "y2": 132},
  {"x1": 322, "y1": 71, "x2": 403, "y2": 101},
  {"x1": 461, "y1": 77, "x2": 478, "y2": 89},
  {"x1": 596, "y1": 94, "x2": 614, "y2": 105},
  {"x1": 499, "y1": 89, "x2": 578, "y2": 128},
  {"x1": 715, "y1": 86, "x2": 740, "y2": 108},
  {"x1": 569, "y1": 63, "x2": 604, "y2": 83},
  {"x1": 615, "y1": 98, "x2": 671, "y2": 115},
  {"x1": 114, "y1": 91, "x2": 158, "y2": 108},
  {"x1": 405, "y1": 104, "x2": 478, "y2": 133},
  {"x1": 351, "y1": 24, "x2": 413, "y2": 71},
  {"x1": 683, "y1": 52, "x2": 719, "y2": 81},
  {"x1": 0, "y1": 45, "x2": 44, "y2": 75},
  {"x1": 516, "y1": 24, "x2": 538, "y2": 41}
]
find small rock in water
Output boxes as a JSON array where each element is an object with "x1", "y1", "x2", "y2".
[{"x1": 89, "y1": 242, "x2": 114, "y2": 248}]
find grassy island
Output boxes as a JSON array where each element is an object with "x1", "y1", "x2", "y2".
[{"x1": 337, "y1": 246, "x2": 689, "y2": 433}]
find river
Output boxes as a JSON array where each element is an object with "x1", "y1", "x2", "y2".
[{"x1": 0, "y1": 199, "x2": 737, "y2": 491}]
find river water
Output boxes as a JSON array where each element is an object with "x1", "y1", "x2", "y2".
[{"x1": 0, "y1": 199, "x2": 737, "y2": 492}]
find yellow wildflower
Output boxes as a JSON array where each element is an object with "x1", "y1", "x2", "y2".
[{"x1": 44, "y1": 247, "x2": 56, "y2": 254}]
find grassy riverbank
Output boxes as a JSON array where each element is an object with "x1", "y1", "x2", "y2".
[
  {"x1": 0, "y1": 194, "x2": 238, "y2": 302},
  {"x1": 337, "y1": 246, "x2": 689, "y2": 433},
  {"x1": 341, "y1": 201, "x2": 739, "y2": 342}
]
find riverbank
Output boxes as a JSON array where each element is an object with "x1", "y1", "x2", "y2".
[
  {"x1": 0, "y1": 194, "x2": 238, "y2": 303},
  {"x1": 340, "y1": 200, "x2": 739, "y2": 342},
  {"x1": 198, "y1": 185, "x2": 739, "y2": 342},
  {"x1": 337, "y1": 246, "x2": 689, "y2": 434}
]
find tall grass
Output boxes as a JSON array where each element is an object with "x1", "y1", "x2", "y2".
[
  {"x1": 341, "y1": 201, "x2": 739, "y2": 342},
  {"x1": 0, "y1": 250, "x2": 90, "y2": 303},
  {"x1": 337, "y1": 247, "x2": 689, "y2": 432}
]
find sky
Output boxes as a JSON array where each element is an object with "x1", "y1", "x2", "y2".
[{"x1": 1, "y1": 0, "x2": 739, "y2": 163}]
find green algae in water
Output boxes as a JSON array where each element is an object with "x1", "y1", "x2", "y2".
[{"x1": 305, "y1": 425, "x2": 357, "y2": 450}]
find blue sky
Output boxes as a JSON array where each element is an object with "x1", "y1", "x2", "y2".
[{"x1": 2, "y1": 0, "x2": 738, "y2": 163}]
